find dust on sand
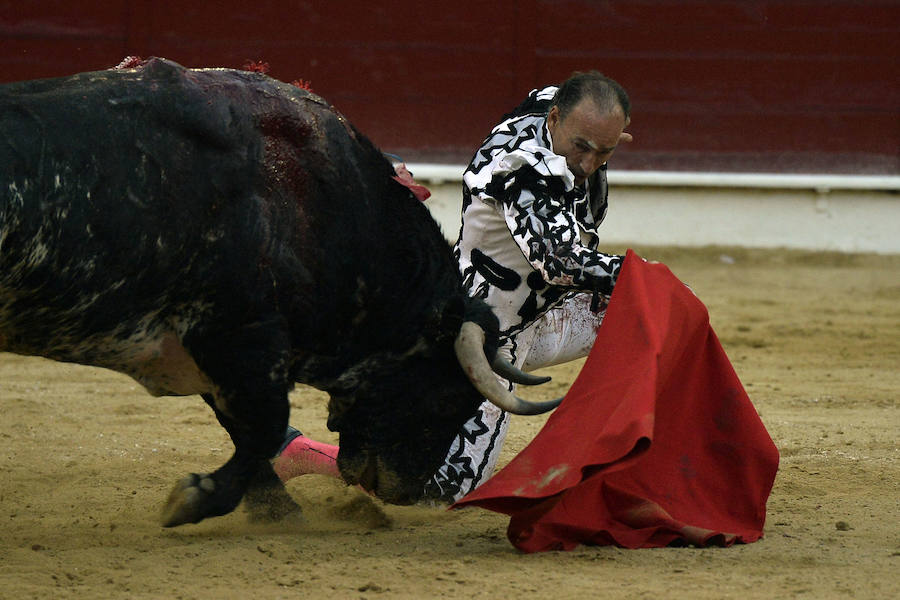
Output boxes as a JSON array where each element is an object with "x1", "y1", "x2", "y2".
[{"x1": 1, "y1": 246, "x2": 898, "y2": 599}]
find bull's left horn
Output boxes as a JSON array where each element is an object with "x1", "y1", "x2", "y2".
[
  {"x1": 490, "y1": 355, "x2": 551, "y2": 386},
  {"x1": 454, "y1": 322, "x2": 562, "y2": 416}
]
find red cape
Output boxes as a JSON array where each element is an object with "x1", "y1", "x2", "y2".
[{"x1": 453, "y1": 250, "x2": 780, "y2": 552}]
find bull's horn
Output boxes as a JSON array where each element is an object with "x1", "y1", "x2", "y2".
[
  {"x1": 454, "y1": 322, "x2": 562, "y2": 416},
  {"x1": 490, "y1": 355, "x2": 551, "y2": 386}
]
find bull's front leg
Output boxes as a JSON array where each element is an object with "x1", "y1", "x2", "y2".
[
  {"x1": 160, "y1": 320, "x2": 302, "y2": 527},
  {"x1": 160, "y1": 392, "x2": 301, "y2": 527}
]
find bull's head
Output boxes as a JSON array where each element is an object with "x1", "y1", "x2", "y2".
[{"x1": 324, "y1": 298, "x2": 560, "y2": 505}]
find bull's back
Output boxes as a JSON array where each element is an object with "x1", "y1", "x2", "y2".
[
  {"x1": 0, "y1": 60, "x2": 300, "y2": 361},
  {"x1": 1, "y1": 59, "x2": 263, "y2": 268}
]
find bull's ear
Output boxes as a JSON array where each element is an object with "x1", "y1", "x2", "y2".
[
  {"x1": 461, "y1": 297, "x2": 501, "y2": 360},
  {"x1": 440, "y1": 295, "x2": 466, "y2": 337}
]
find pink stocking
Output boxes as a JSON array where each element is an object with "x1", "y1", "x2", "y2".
[{"x1": 273, "y1": 434, "x2": 341, "y2": 481}]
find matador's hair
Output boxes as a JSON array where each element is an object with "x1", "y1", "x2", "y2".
[{"x1": 552, "y1": 71, "x2": 630, "y2": 120}]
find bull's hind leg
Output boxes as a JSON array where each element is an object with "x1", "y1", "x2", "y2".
[{"x1": 160, "y1": 319, "x2": 302, "y2": 527}]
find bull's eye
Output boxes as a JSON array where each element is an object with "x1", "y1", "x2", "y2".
[{"x1": 430, "y1": 394, "x2": 462, "y2": 418}]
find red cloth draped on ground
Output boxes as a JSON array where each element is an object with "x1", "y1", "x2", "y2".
[{"x1": 452, "y1": 250, "x2": 780, "y2": 552}]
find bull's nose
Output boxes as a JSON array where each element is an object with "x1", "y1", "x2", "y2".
[{"x1": 341, "y1": 455, "x2": 419, "y2": 505}]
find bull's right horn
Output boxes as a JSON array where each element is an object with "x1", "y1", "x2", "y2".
[{"x1": 454, "y1": 322, "x2": 562, "y2": 416}]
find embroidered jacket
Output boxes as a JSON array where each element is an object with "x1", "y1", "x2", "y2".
[{"x1": 454, "y1": 86, "x2": 623, "y2": 338}]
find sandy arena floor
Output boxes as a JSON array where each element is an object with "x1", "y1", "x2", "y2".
[{"x1": 1, "y1": 245, "x2": 898, "y2": 599}]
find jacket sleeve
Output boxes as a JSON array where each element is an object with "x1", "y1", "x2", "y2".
[{"x1": 486, "y1": 151, "x2": 622, "y2": 295}]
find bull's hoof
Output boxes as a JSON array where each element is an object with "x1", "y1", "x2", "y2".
[
  {"x1": 160, "y1": 473, "x2": 219, "y2": 527},
  {"x1": 243, "y1": 483, "x2": 303, "y2": 523}
]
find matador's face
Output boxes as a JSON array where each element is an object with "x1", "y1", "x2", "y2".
[{"x1": 547, "y1": 98, "x2": 629, "y2": 186}]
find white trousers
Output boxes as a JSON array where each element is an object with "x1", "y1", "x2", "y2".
[{"x1": 423, "y1": 293, "x2": 605, "y2": 503}]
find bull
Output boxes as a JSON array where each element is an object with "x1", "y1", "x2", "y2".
[{"x1": 0, "y1": 58, "x2": 559, "y2": 527}]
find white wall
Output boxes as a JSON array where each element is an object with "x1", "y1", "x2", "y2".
[{"x1": 411, "y1": 165, "x2": 900, "y2": 254}]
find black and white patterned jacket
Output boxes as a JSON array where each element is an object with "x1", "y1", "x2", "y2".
[{"x1": 454, "y1": 86, "x2": 623, "y2": 339}]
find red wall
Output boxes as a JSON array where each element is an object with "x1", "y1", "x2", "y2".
[{"x1": 2, "y1": 0, "x2": 897, "y2": 174}]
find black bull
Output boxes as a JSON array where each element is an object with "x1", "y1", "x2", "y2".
[{"x1": 0, "y1": 58, "x2": 558, "y2": 526}]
